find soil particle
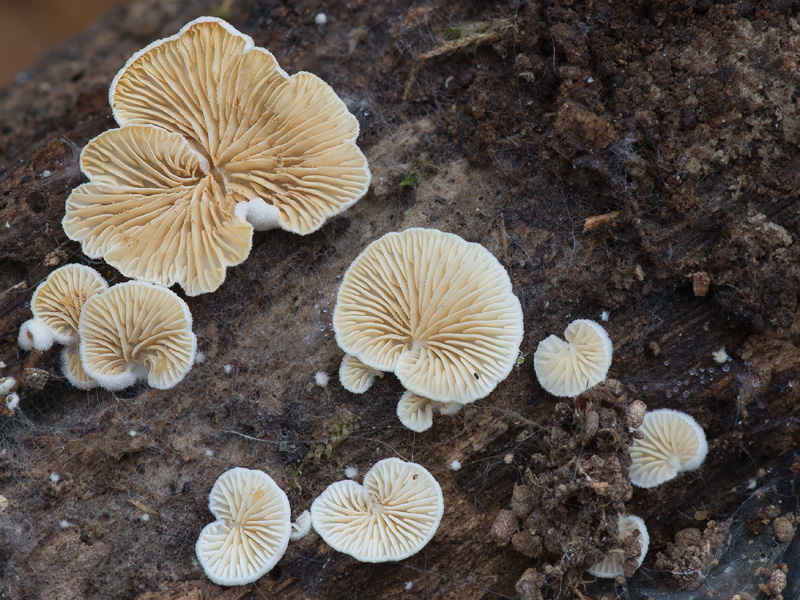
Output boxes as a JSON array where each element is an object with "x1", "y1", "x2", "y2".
[
  {"x1": 772, "y1": 516, "x2": 795, "y2": 544},
  {"x1": 757, "y1": 563, "x2": 788, "y2": 599},
  {"x1": 496, "y1": 380, "x2": 637, "y2": 592},
  {"x1": 653, "y1": 519, "x2": 732, "y2": 591}
]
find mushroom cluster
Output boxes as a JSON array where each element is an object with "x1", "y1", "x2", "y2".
[
  {"x1": 17, "y1": 266, "x2": 196, "y2": 391},
  {"x1": 64, "y1": 17, "x2": 370, "y2": 296},
  {"x1": 333, "y1": 228, "x2": 524, "y2": 430}
]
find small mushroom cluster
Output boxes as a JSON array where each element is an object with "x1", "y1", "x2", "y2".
[
  {"x1": 15, "y1": 17, "x2": 371, "y2": 396},
  {"x1": 197, "y1": 459, "x2": 443, "y2": 586},
  {"x1": 333, "y1": 228, "x2": 524, "y2": 431},
  {"x1": 18, "y1": 265, "x2": 196, "y2": 391}
]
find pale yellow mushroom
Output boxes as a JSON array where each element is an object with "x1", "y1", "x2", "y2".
[
  {"x1": 64, "y1": 17, "x2": 370, "y2": 296},
  {"x1": 333, "y1": 228, "x2": 523, "y2": 405},
  {"x1": 533, "y1": 319, "x2": 613, "y2": 397},
  {"x1": 78, "y1": 281, "x2": 196, "y2": 390},
  {"x1": 628, "y1": 409, "x2": 708, "y2": 488},
  {"x1": 339, "y1": 353, "x2": 384, "y2": 393},
  {"x1": 310, "y1": 458, "x2": 443, "y2": 562},
  {"x1": 17, "y1": 264, "x2": 108, "y2": 389},
  {"x1": 196, "y1": 468, "x2": 291, "y2": 585},
  {"x1": 396, "y1": 390, "x2": 463, "y2": 433}
]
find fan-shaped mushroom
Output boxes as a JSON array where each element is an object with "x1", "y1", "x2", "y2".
[
  {"x1": 628, "y1": 408, "x2": 708, "y2": 488},
  {"x1": 587, "y1": 514, "x2": 649, "y2": 578},
  {"x1": 78, "y1": 281, "x2": 196, "y2": 390},
  {"x1": 333, "y1": 228, "x2": 523, "y2": 405},
  {"x1": 396, "y1": 390, "x2": 463, "y2": 433},
  {"x1": 196, "y1": 467, "x2": 291, "y2": 586},
  {"x1": 533, "y1": 319, "x2": 613, "y2": 397},
  {"x1": 17, "y1": 264, "x2": 108, "y2": 389},
  {"x1": 310, "y1": 458, "x2": 443, "y2": 562},
  {"x1": 339, "y1": 353, "x2": 384, "y2": 394},
  {"x1": 63, "y1": 17, "x2": 370, "y2": 296}
]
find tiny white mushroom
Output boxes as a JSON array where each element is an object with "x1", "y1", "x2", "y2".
[
  {"x1": 5, "y1": 393, "x2": 19, "y2": 412},
  {"x1": 310, "y1": 458, "x2": 444, "y2": 562},
  {"x1": 290, "y1": 510, "x2": 312, "y2": 541},
  {"x1": 0, "y1": 377, "x2": 15, "y2": 395},
  {"x1": 628, "y1": 409, "x2": 708, "y2": 488},
  {"x1": 712, "y1": 347, "x2": 729, "y2": 364},
  {"x1": 534, "y1": 319, "x2": 613, "y2": 397},
  {"x1": 339, "y1": 353, "x2": 383, "y2": 393},
  {"x1": 396, "y1": 390, "x2": 463, "y2": 432},
  {"x1": 196, "y1": 467, "x2": 291, "y2": 586},
  {"x1": 314, "y1": 371, "x2": 330, "y2": 388},
  {"x1": 587, "y1": 514, "x2": 649, "y2": 578}
]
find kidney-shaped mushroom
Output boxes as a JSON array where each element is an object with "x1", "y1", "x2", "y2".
[
  {"x1": 533, "y1": 319, "x2": 613, "y2": 397},
  {"x1": 310, "y1": 457, "x2": 444, "y2": 562},
  {"x1": 196, "y1": 467, "x2": 291, "y2": 586},
  {"x1": 628, "y1": 408, "x2": 708, "y2": 488}
]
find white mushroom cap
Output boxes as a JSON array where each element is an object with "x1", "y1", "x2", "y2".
[
  {"x1": 587, "y1": 514, "x2": 649, "y2": 578},
  {"x1": 310, "y1": 457, "x2": 444, "y2": 562},
  {"x1": 18, "y1": 264, "x2": 108, "y2": 351},
  {"x1": 396, "y1": 391, "x2": 464, "y2": 432},
  {"x1": 533, "y1": 319, "x2": 613, "y2": 397},
  {"x1": 629, "y1": 408, "x2": 708, "y2": 488},
  {"x1": 65, "y1": 17, "x2": 370, "y2": 296},
  {"x1": 339, "y1": 353, "x2": 384, "y2": 394},
  {"x1": 396, "y1": 391, "x2": 434, "y2": 432},
  {"x1": 196, "y1": 467, "x2": 291, "y2": 586},
  {"x1": 333, "y1": 228, "x2": 523, "y2": 404},
  {"x1": 78, "y1": 281, "x2": 196, "y2": 390}
]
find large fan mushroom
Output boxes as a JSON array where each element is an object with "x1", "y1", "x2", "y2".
[
  {"x1": 63, "y1": 17, "x2": 370, "y2": 296},
  {"x1": 333, "y1": 228, "x2": 523, "y2": 405}
]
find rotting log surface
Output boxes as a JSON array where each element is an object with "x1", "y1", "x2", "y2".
[{"x1": 1, "y1": 1, "x2": 799, "y2": 599}]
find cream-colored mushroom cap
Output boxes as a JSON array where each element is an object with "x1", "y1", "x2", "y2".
[
  {"x1": 333, "y1": 228, "x2": 523, "y2": 404},
  {"x1": 396, "y1": 390, "x2": 463, "y2": 432},
  {"x1": 63, "y1": 17, "x2": 370, "y2": 296},
  {"x1": 196, "y1": 467, "x2": 291, "y2": 586},
  {"x1": 629, "y1": 409, "x2": 708, "y2": 488},
  {"x1": 310, "y1": 457, "x2": 444, "y2": 562},
  {"x1": 533, "y1": 319, "x2": 613, "y2": 397},
  {"x1": 18, "y1": 264, "x2": 108, "y2": 351},
  {"x1": 78, "y1": 281, "x2": 196, "y2": 390},
  {"x1": 339, "y1": 353, "x2": 384, "y2": 394},
  {"x1": 587, "y1": 514, "x2": 649, "y2": 578}
]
